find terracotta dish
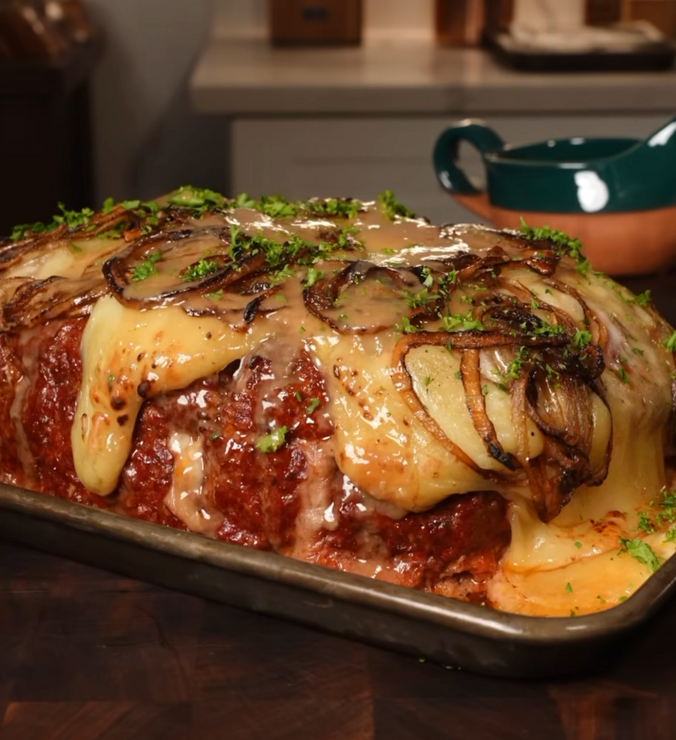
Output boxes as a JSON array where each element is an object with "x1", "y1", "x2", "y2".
[{"x1": 434, "y1": 116, "x2": 676, "y2": 275}]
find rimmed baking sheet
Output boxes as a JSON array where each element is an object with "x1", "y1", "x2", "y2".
[{"x1": 1, "y1": 482, "x2": 674, "y2": 678}]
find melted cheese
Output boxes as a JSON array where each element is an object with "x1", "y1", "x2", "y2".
[
  {"x1": 489, "y1": 531, "x2": 676, "y2": 616},
  {"x1": 72, "y1": 296, "x2": 266, "y2": 494},
  {"x1": 164, "y1": 432, "x2": 216, "y2": 534}
]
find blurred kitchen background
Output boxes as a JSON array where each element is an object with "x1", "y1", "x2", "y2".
[{"x1": 1, "y1": 0, "x2": 676, "y2": 233}]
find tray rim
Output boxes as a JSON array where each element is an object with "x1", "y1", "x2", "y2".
[{"x1": 1, "y1": 481, "x2": 674, "y2": 649}]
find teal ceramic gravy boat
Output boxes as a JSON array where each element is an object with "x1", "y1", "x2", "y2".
[{"x1": 433, "y1": 115, "x2": 676, "y2": 275}]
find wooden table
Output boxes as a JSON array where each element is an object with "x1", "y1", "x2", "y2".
[{"x1": 1, "y1": 270, "x2": 675, "y2": 740}]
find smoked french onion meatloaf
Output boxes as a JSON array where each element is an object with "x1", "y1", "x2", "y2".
[{"x1": 2, "y1": 188, "x2": 676, "y2": 616}]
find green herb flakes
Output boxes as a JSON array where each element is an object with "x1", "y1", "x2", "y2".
[
  {"x1": 663, "y1": 331, "x2": 676, "y2": 352},
  {"x1": 304, "y1": 267, "x2": 324, "y2": 287},
  {"x1": 377, "y1": 190, "x2": 416, "y2": 221},
  {"x1": 168, "y1": 185, "x2": 225, "y2": 210},
  {"x1": 619, "y1": 537, "x2": 661, "y2": 573},
  {"x1": 183, "y1": 258, "x2": 220, "y2": 282},
  {"x1": 306, "y1": 397, "x2": 321, "y2": 414},
  {"x1": 572, "y1": 329, "x2": 592, "y2": 349},
  {"x1": 634, "y1": 290, "x2": 652, "y2": 307},
  {"x1": 256, "y1": 426, "x2": 288, "y2": 454},
  {"x1": 131, "y1": 251, "x2": 162, "y2": 282}
]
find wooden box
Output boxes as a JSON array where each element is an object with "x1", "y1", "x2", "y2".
[
  {"x1": 269, "y1": 0, "x2": 362, "y2": 46},
  {"x1": 624, "y1": 0, "x2": 676, "y2": 37},
  {"x1": 435, "y1": 0, "x2": 486, "y2": 46},
  {"x1": 484, "y1": 0, "x2": 514, "y2": 35},
  {"x1": 586, "y1": 0, "x2": 623, "y2": 25}
]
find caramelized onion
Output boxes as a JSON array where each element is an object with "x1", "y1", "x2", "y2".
[
  {"x1": 2, "y1": 274, "x2": 108, "y2": 330},
  {"x1": 460, "y1": 350, "x2": 516, "y2": 471},
  {"x1": 103, "y1": 227, "x2": 269, "y2": 309},
  {"x1": 303, "y1": 260, "x2": 430, "y2": 334}
]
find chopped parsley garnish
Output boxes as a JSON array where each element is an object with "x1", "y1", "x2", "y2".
[
  {"x1": 10, "y1": 202, "x2": 95, "y2": 241},
  {"x1": 255, "y1": 194, "x2": 299, "y2": 218},
  {"x1": 617, "y1": 368, "x2": 629, "y2": 384},
  {"x1": 574, "y1": 541, "x2": 582, "y2": 549},
  {"x1": 619, "y1": 537, "x2": 661, "y2": 573},
  {"x1": 183, "y1": 258, "x2": 220, "y2": 282},
  {"x1": 205, "y1": 289, "x2": 224, "y2": 301},
  {"x1": 438, "y1": 268, "x2": 458, "y2": 293},
  {"x1": 304, "y1": 267, "x2": 324, "y2": 287},
  {"x1": 503, "y1": 346, "x2": 529, "y2": 381},
  {"x1": 572, "y1": 329, "x2": 592, "y2": 349},
  {"x1": 168, "y1": 185, "x2": 225, "y2": 210},
  {"x1": 519, "y1": 217, "x2": 588, "y2": 272},
  {"x1": 305, "y1": 197, "x2": 362, "y2": 219},
  {"x1": 638, "y1": 511, "x2": 655, "y2": 534},
  {"x1": 255, "y1": 426, "x2": 288, "y2": 454},
  {"x1": 663, "y1": 331, "x2": 676, "y2": 352},
  {"x1": 565, "y1": 582, "x2": 573, "y2": 594},
  {"x1": 441, "y1": 311, "x2": 485, "y2": 332},
  {"x1": 404, "y1": 287, "x2": 438, "y2": 310},
  {"x1": 634, "y1": 290, "x2": 651, "y2": 307},
  {"x1": 131, "y1": 251, "x2": 162, "y2": 282},
  {"x1": 10, "y1": 221, "x2": 47, "y2": 241},
  {"x1": 52, "y1": 202, "x2": 95, "y2": 229},
  {"x1": 635, "y1": 490, "x2": 676, "y2": 537},
  {"x1": 454, "y1": 370, "x2": 462, "y2": 380},
  {"x1": 531, "y1": 321, "x2": 565, "y2": 338},
  {"x1": 306, "y1": 397, "x2": 321, "y2": 414},
  {"x1": 545, "y1": 364, "x2": 560, "y2": 381},
  {"x1": 377, "y1": 190, "x2": 416, "y2": 221},
  {"x1": 395, "y1": 316, "x2": 420, "y2": 334}
]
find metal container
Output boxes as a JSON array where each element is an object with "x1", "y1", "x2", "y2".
[{"x1": 1, "y1": 482, "x2": 674, "y2": 679}]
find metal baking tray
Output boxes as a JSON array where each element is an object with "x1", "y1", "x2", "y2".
[{"x1": 1, "y1": 481, "x2": 675, "y2": 679}]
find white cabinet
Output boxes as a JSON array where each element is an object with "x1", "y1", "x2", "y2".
[{"x1": 231, "y1": 115, "x2": 666, "y2": 225}]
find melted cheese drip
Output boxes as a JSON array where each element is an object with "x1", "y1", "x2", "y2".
[
  {"x1": 8, "y1": 201, "x2": 673, "y2": 616},
  {"x1": 164, "y1": 432, "x2": 215, "y2": 534},
  {"x1": 72, "y1": 296, "x2": 267, "y2": 494}
]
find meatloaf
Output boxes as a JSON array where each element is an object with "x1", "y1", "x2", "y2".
[{"x1": 1, "y1": 188, "x2": 674, "y2": 615}]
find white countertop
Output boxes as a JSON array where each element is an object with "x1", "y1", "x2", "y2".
[{"x1": 190, "y1": 38, "x2": 676, "y2": 116}]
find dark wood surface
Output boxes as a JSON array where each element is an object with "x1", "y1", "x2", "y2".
[{"x1": 1, "y1": 270, "x2": 675, "y2": 740}]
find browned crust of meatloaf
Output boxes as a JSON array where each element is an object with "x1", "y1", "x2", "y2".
[{"x1": 4, "y1": 317, "x2": 511, "y2": 601}]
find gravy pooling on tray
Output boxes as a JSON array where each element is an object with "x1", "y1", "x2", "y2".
[{"x1": 1, "y1": 187, "x2": 676, "y2": 616}]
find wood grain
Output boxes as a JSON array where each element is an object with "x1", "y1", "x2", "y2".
[{"x1": 3, "y1": 536, "x2": 676, "y2": 739}]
